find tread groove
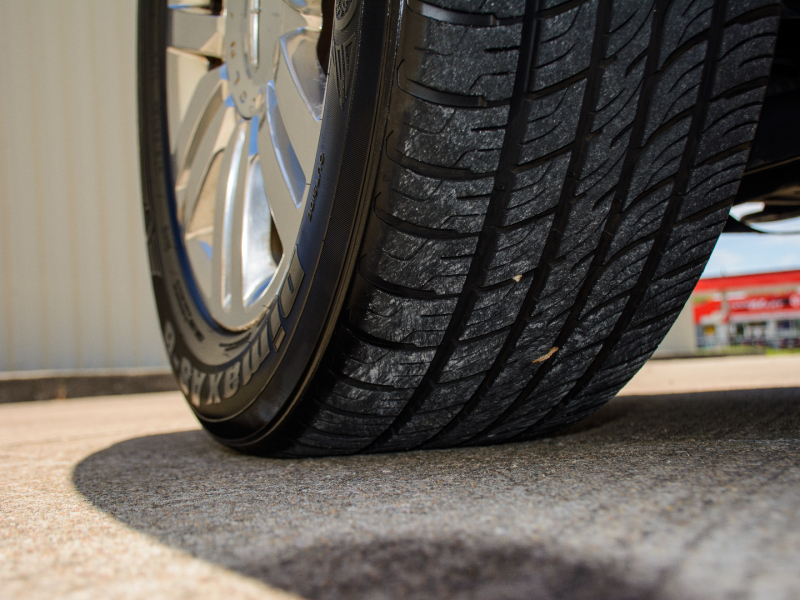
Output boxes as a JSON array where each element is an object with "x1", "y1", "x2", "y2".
[
  {"x1": 427, "y1": 0, "x2": 615, "y2": 448},
  {"x1": 385, "y1": 134, "x2": 490, "y2": 180},
  {"x1": 407, "y1": 0, "x2": 524, "y2": 27},
  {"x1": 358, "y1": 261, "x2": 460, "y2": 301},
  {"x1": 512, "y1": 0, "x2": 734, "y2": 440},
  {"x1": 398, "y1": 62, "x2": 511, "y2": 108},
  {"x1": 363, "y1": 0, "x2": 543, "y2": 452}
]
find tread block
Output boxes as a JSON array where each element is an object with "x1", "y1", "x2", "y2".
[
  {"x1": 565, "y1": 295, "x2": 628, "y2": 350},
  {"x1": 608, "y1": 318, "x2": 675, "y2": 367},
  {"x1": 461, "y1": 278, "x2": 532, "y2": 339},
  {"x1": 495, "y1": 346, "x2": 551, "y2": 391},
  {"x1": 554, "y1": 197, "x2": 611, "y2": 259},
  {"x1": 611, "y1": 184, "x2": 671, "y2": 255},
  {"x1": 580, "y1": 317, "x2": 674, "y2": 397},
  {"x1": 605, "y1": 0, "x2": 653, "y2": 57},
  {"x1": 658, "y1": 0, "x2": 713, "y2": 69},
  {"x1": 395, "y1": 406, "x2": 462, "y2": 435},
  {"x1": 330, "y1": 331, "x2": 437, "y2": 389},
  {"x1": 530, "y1": 1, "x2": 598, "y2": 91},
  {"x1": 712, "y1": 17, "x2": 777, "y2": 97},
  {"x1": 695, "y1": 89, "x2": 764, "y2": 165},
  {"x1": 654, "y1": 207, "x2": 728, "y2": 278},
  {"x1": 360, "y1": 217, "x2": 478, "y2": 295},
  {"x1": 627, "y1": 117, "x2": 690, "y2": 205},
  {"x1": 296, "y1": 428, "x2": 373, "y2": 451},
  {"x1": 402, "y1": 12, "x2": 523, "y2": 101},
  {"x1": 519, "y1": 81, "x2": 585, "y2": 163},
  {"x1": 724, "y1": 0, "x2": 779, "y2": 21},
  {"x1": 373, "y1": 428, "x2": 442, "y2": 451},
  {"x1": 311, "y1": 373, "x2": 414, "y2": 417},
  {"x1": 575, "y1": 40, "x2": 646, "y2": 200},
  {"x1": 431, "y1": 334, "x2": 565, "y2": 445},
  {"x1": 279, "y1": 443, "x2": 353, "y2": 457},
  {"x1": 479, "y1": 382, "x2": 574, "y2": 438},
  {"x1": 394, "y1": 98, "x2": 509, "y2": 172},
  {"x1": 576, "y1": 137, "x2": 629, "y2": 206},
  {"x1": 533, "y1": 256, "x2": 592, "y2": 320},
  {"x1": 483, "y1": 214, "x2": 554, "y2": 286},
  {"x1": 503, "y1": 153, "x2": 570, "y2": 226},
  {"x1": 421, "y1": 0, "x2": 526, "y2": 18},
  {"x1": 644, "y1": 43, "x2": 705, "y2": 142},
  {"x1": 581, "y1": 236, "x2": 652, "y2": 316},
  {"x1": 439, "y1": 330, "x2": 508, "y2": 382},
  {"x1": 540, "y1": 343, "x2": 603, "y2": 389},
  {"x1": 592, "y1": 5, "x2": 651, "y2": 133},
  {"x1": 679, "y1": 150, "x2": 749, "y2": 220},
  {"x1": 311, "y1": 409, "x2": 395, "y2": 437},
  {"x1": 576, "y1": 358, "x2": 645, "y2": 399},
  {"x1": 425, "y1": 375, "x2": 483, "y2": 410},
  {"x1": 376, "y1": 162, "x2": 493, "y2": 234},
  {"x1": 347, "y1": 274, "x2": 458, "y2": 346},
  {"x1": 633, "y1": 262, "x2": 706, "y2": 327},
  {"x1": 528, "y1": 386, "x2": 614, "y2": 435}
]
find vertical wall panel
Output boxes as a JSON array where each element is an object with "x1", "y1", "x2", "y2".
[
  {"x1": 69, "y1": 1, "x2": 109, "y2": 369},
  {"x1": 0, "y1": 27, "x2": 14, "y2": 371},
  {"x1": 0, "y1": 0, "x2": 168, "y2": 371},
  {"x1": 36, "y1": 4, "x2": 80, "y2": 370},
  {"x1": 1, "y1": 1, "x2": 48, "y2": 369}
]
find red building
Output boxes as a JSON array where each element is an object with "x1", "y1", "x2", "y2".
[{"x1": 693, "y1": 270, "x2": 800, "y2": 349}]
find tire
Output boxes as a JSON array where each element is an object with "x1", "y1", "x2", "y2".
[{"x1": 139, "y1": 0, "x2": 780, "y2": 456}]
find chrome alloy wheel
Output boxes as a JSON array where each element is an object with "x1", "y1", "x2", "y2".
[{"x1": 166, "y1": 0, "x2": 325, "y2": 331}]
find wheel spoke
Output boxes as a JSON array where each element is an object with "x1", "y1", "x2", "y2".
[
  {"x1": 173, "y1": 68, "x2": 224, "y2": 177},
  {"x1": 221, "y1": 121, "x2": 251, "y2": 317},
  {"x1": 274, "y1": 31, "x2": 325, "y2": 183},
  {"x1": 178, "y1": 89, "x2": 236, "y2": 230},
  {"x1": 168, "y1": 5, "x2": 224, "y2": 59},
  {"x1": 183, "y1": 148, "x2": 220, "y2": 302},
  {"x1": 242, "y1": 154, "x2": 280, "y2": 308},
  {"x1": 258, "y1": 93, "x2": 304, "y2": 247},
  {"x1": 264, "y1": 81, "x2": 307, "y2": 207},
  {"x1": 279, "y1": 29, "x2": 326, "y2": 122},
  {"x1": 207, "y1": 121, "x2": 243, "y2": 316}
]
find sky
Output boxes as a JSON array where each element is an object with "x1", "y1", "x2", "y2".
[
  {"x1": 700, "y1": 204, "x2": 800, "y2": 278},
  {"x1": 703, "y1": 224, "x2": 800, "y2": 278}
]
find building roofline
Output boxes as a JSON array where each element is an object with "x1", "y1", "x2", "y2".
[{"x1": 696, "y1": 269, "x2": 800, "y2": 292}]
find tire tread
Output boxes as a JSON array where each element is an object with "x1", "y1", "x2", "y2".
[{"x1": 271, "y1": 0, "x2": 779, "y2": 456}]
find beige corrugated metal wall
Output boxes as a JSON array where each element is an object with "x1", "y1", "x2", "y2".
[
  {"x1": 0, "y1": 0, "x2": 168, "y2": 371},
  {"x1": 0, "y1": 1, "x2": 696, "y2": 374}
]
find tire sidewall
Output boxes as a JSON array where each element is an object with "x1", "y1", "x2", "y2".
[{"x1": 138, "y1": 0, "x2": 392, "y2": 444}]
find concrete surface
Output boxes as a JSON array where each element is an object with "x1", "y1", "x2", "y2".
[
  {"x1": 622, "y1": 353, "x2": 800, "y2": 394},
  {"x1": 1, "y1": 355, "x2": 799, "y2": 600},
  {"x1": 0, "y1": 368, "x2": 176, "y2": 403}
]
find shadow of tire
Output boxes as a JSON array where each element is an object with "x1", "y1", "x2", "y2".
[
  {"x1": 72, "y1": 389, "x2": 800, "y2": 599},
  {"x1": 72, "y1": 430, "x2": 658, "y2": 600}
]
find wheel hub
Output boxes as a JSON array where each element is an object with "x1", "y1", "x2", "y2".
[{"x1": 165, "y1": 0, "x2": 325, "y2": 331}]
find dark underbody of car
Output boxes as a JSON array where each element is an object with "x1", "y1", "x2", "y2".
[{"x1": 728, "y1": 1, "x2": 800, "y2": 231}]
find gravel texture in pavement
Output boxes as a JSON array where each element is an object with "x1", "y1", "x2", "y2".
[{"x1": 1, "y1": 355, "x2": 799, "y2": 600}]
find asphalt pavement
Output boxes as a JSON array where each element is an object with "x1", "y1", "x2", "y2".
[{"x1": 2, "y1": 355, "x2": 799, "y2": 600}]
